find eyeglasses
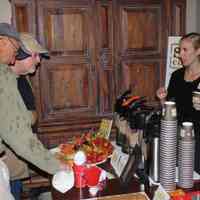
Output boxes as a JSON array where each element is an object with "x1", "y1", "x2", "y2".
[{"x1": 16, "y1": 47, "x2": 31, "y2": 60}]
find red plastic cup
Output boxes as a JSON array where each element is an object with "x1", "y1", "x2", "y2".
[
  {"x1": 73, "y1": 164, "x2": 87, "y2": 188},
  {"x1": 85, "y1": 166, "x2": 102, "y2": 187}
]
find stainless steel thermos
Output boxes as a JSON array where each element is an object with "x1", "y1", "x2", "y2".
[{"x1": 149, "y1": 137, "x2": 159, "y2": 182}]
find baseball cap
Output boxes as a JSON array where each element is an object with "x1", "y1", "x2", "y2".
[
  {"x1": 20, "y1": 32, "x2": 48, "y2": 54},
  {"x1": 0, "y1": 23, "x2": 20, "y2": 41},
  {"x1": 16, "y1": 32, "x2": 50, "y2": 60}
]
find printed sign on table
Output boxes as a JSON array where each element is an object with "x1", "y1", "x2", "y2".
[{"x1": 165, "y1": 36, "x2": 182, "y2": 88}]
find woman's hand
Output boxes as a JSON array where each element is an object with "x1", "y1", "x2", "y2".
[{"x1": 156, "y1": 87, "x2": 167, "y2": 104}]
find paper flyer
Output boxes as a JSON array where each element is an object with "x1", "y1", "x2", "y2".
[{"x1": 165, "y1": 36, "x2": 182, "y2": 88}]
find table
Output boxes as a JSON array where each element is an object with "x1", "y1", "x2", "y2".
[
  {"x1": 51, "y1": 178, "x2": 200, "y2": 200},
  {"x1": 51, "y1": 154, "x2": 200, "y2": 200},
  {"x1": 51, "y1": 176, "x2": 155, "y2": 200},
  {"x1": 51, "y1": 157, "x2": 153, "y2": 199}
]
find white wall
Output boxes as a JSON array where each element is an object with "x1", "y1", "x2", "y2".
[
  {"x1": 0, "y1": 0, "x2": 11, "y2": 23},
  {"x1": 186, "y1": 0, "x2": 198, "y2": 33},
  {"x1": 197, "y1": 0, "x2": 200, "y2": 33}
]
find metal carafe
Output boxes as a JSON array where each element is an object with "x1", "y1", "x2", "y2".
[{"x1": 149, "y1": 137, "x2": 159, "y2": 182}]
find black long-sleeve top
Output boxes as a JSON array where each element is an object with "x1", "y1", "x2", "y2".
[{"x1": 167, "y1": 67, "x2": 200, "y2": 126}]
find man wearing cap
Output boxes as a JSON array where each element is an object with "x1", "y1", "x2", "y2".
[
  {"x1": 0, "y1": 23, "x2": 64, "y2": 198},
  {"x1": 11, "y1": 32, "x2": 49, "y2": 132},
  {"x1": 7, "y1": 32, "x2": 53, "y2": 199}
]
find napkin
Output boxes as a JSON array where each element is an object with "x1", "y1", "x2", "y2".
[
  {"x1": 52, "y1": 170, "x2": 74, "y2": 193},
  {"x1": 0, "y1": 159, "x2": 10, "y2": 191},
  {"x1": 153, "y1": 185, "x2": 170, "y2": 200},
  {"x1": 99, "y1": 169, "x2": 106, "y2": 182},
  {"x1": 0, "y1": 159, "x2": 15, "y2": 200}
]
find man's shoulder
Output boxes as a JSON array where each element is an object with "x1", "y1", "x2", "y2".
[
  {"x1": 0, "y1": 64, "x2": 11, "y2": 76},
  {"x1": 0, "y1": 63, "x2": 8, "y2": 72},
  {"x1": 0, "y1": 64, "x2": 17, "y2": 81}
]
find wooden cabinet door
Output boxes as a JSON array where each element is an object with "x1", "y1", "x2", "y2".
[
  {"x1": 114, "y1": 0, "x2": 167, "y2": 101},
  {"x1": 36, "y1": 0, "x2": 98, "y2": 124},
  {"x1": 114, "y1": 0, "x2": 185, "y2": 101}
]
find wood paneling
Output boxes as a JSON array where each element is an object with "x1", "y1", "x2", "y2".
[
  {"x1": 115, "y1": 0, "x2": 165, "y2": 100},
  {"x1": 120, "y1": 61, "x2": 160, "y2": 101},
  {"x1": 40, "y1": 62, "x2": 96, "y2": 119},
  {"x1": 11, "y1": 0, "x2": 36, "y2": 34},
  {"x1": 96, "y1": 1, "x2": 114, "y2": 115},
  {"x1": 45, "y1": 9, "x2": 87, "y2": 52},
  {"x1": 11, "y1": 0, "x2": 186, "y2": 145},
  {"x1": 171, "y1": 0, "x2": 186, "y2": 35},
  {"x1": 121, "y1": 7, "x2": 160, "y2": 51},
  {"x1": 36, "y1": 0, "x2": 98, "y2": 125}
]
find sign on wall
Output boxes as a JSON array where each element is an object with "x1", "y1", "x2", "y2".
[{"x1": 165, "y1": 36, "x2": 182, "y2": 88}]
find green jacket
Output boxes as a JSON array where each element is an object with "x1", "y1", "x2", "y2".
[{"x1": 0, "y1": 64, "x2": 60, "y2": 175}]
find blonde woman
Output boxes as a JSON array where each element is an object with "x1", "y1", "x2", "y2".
[{"x1": 157, "y1": 32, "x2": 200, "y2": 174}]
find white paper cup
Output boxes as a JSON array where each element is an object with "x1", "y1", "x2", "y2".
[
  {"x1": 192, "y1": 91, "x2": 200, "y2": 109},
  {"x1": 52, "y1": 170, "x2": 74, "y2": 193}
]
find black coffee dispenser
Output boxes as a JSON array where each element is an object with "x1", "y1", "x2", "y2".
[
  {"x1": 114, "y1": 89, "x2": 161, "y2": 187},
  {"x1": 120, "y1": 144, "x2": 142, "y2": 186}
]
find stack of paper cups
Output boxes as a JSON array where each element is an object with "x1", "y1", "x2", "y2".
[
  {"x1": 159, "y1": 101, "x2": 177, "y2": 192},
  {"x1": 178, "y1": 122, "x2": 195, "y2": 188}
]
